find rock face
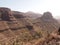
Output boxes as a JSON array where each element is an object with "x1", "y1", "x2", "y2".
[
  {"x1": 12, "y1": 11, "x2": 25, "y2": 18},
  {"x1": 0, "y1": 7, "x2": 16, "y2": 45},
  {"x1": 40, "y1": 12, "x2": 53, "y2": 21},
  {"x1": 42, "y1": 12, "x2": 53, "y2": 18},
  {"x1": 0, "y1": 7, "x2": 11, "y2": 21}
]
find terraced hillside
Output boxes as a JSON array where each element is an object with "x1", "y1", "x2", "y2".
[
  {"x1": 0, "y1": 7, "x2": 42, "y2": 45},
  {"x1": 0, "y1": 7, "x2": 60, "y2": 45}
]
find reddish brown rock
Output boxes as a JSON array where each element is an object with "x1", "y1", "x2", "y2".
[{"x1": 0, "y1": 7, "x2": 12, "y2": 21}]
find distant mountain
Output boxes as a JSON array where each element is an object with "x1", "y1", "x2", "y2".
[
  {"x1": 33, "y1": 12, "x2": 60, "y2": 34},
  {"x1": 24, "y1": 11, "x2": 42, "y2": 19}
]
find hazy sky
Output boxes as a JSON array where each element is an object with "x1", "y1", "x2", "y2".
[{"x1": 0, "y1": 0, "x2": 60, "y2": 18}]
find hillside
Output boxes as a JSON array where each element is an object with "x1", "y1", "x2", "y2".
[
  {"x1": 33, "y1": 28, "x2": 60, "y2": 45},
  {"x1": 33, "y1": 12, "x2": 60, "y2": 36},
  {"x1": 0, "y1": 7, "x2": 42, "y2": 45},
  {"x1": 0, "y1": 7, "x2": 60, "y2": 45}
]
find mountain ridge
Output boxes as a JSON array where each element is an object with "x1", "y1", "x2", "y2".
[{"x1": 0, "y1": 7, "x2": 60, "y2": 45}]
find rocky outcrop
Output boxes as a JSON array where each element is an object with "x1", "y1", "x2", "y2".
[
  {"x1": 12, "y1": 11, "x2": 25, "y2": 19},
  {"x1": 0, "y1": 7, "x2": 11, "y2": 21},
  {"x1": 40, "y1": 12, "x2": 53, "y2": 21},
  {"x1": 42, "y1": 12, "x2": 53, "y2": 18}
]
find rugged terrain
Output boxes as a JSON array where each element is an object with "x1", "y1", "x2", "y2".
[{"x1": 0, "y1": 7, "x2": 60, "y2": 45}]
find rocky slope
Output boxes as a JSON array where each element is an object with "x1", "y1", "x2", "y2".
[
  {"x1": 34, "y1": 28, "x2": 60, "y2": 45},
  {"x1": 0, "y1": 7, "x2": 42, "y2": 45},
  {"x1": 0, "y1": 7, "x2": 60, "y2": 45},
  {"x1": 33, "y1": 12, "x2": 59, "y2": 36}
]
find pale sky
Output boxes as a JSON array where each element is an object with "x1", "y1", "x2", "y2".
[{"x1": 0, "y1": 0, "x2": 60, "y2": 18}]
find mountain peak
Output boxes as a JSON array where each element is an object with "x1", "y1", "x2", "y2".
[
  {"x1": 40, "y1": 12, "x2": 53, "y2": 21},
  {"x1": 43, "y1": 12, "x2": 53, "y2": 19}
]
